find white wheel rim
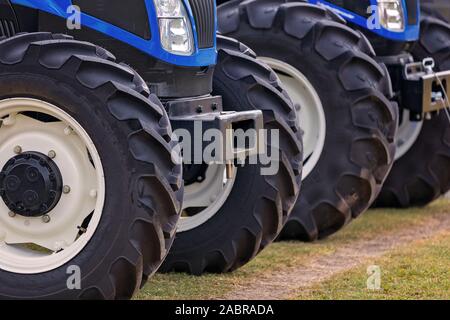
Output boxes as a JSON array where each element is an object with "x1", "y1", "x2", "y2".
[
  {"x1": 260, "y1": 57, "x2": 326, "y2": 180},
  {"x1": 395, "y1": 109, "x2": 423, "y2": 160},
  {"x1": 0, "y1": 98, "x2": 105, "y2": 274},
  {"x1": 178, "y1": 164, "x2": 237, "y2": 233}
]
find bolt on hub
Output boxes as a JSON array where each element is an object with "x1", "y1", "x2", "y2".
[{"x1": 0, "y1": 151, "x2": 63, "y2": 217}]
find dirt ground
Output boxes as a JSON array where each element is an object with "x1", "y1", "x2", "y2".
[{"x1": 222, "y1": 212, "x2": 450, "y2": 300}]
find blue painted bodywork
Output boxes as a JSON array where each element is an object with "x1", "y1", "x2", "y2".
[
  {"x1": 307, "y1": 0, "x2": 420, "y2": 41},
  {"x1": 10, "y1": 0, "x2": 217, "y2": 67}
]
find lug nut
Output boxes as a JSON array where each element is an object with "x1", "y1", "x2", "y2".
[
  {"x1": 63, "y1": 185, "x2": 71, "y2": 194},
  {"x1": 53, "y1": 241, "x2": 66, "y2": 251},
  {"x1": 78, "y1": 226, "x2": 87, "y2": 234},
  {"x1": 89, "y1": 189, "x2": 97, "y2": 198},
  {"x1": 3, "y1": 115, "x2": 16, "y2": 126},
  {"x1": 14, "y1": 146, "x2": 22, "y2": 154},
  {"x1": 8, "y1": 211, "x2": 16, "y2": 218},
  {"x1": 48, "y1": 150, "x2": 56, "y2": 159},
  {"x1": 64, "y1": 126, "x2": 74, "y2": 135},
  {"x1": 42, "y1": 215, "x2": 51, "y2": 223}
]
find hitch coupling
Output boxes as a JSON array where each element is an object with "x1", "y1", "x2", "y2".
[
  {"x1": 402, "y1": 57, "x2": 450, "y2": 117},
  {"x1": 168, "y1": 96, "x2": 265, "y2": 166}
]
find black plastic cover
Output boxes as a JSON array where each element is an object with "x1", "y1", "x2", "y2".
[
  {"x1": 0, "y1": 0, "x2": 18, "y2": 37},
  {"x1": 37, "y1": 11, "x2": 214, "y2": 98},
  {"x1": 325, "y1": 0, "x2": 372, "y2": 18},
  {"x1": 72, "y1": 0, "x2": 151, "y2": 39}
]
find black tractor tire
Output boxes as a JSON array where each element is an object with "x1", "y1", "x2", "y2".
[
  {"x1": 375, "y1": 15, "x2": 450, "y2": 208},
  {"x1": 421, "y1": 0, "x2": 450, "y2": 23},
  {"x1": 160, "y1": 35, "x2": 303, "y2": 275},
  {"x1": 0, "y1": 33, "x2": 182, "y2": 299},
  {"x1": 218, "y1": 0, "x2": 397, "y2": 241}
]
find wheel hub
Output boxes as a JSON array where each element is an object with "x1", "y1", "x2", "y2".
[
  {"x1": 0, "y1": 151, "x2": 63, "y2": 217},
  {"x1": 179, "y1": 164, "x2": 237, "y2": 233}
]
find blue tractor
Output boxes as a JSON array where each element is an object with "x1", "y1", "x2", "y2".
[
  {"x1": 0, "y1": 0, "x2": 303, "y2": 299},
  {"x1": 218, "y1": 0, "x2": 450, "y2": 240}
]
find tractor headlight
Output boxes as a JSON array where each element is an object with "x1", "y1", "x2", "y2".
[
  {"x1": 377, "y1": 0, "x2": 405, "y2": 32},
  {"x1": 154, "y1": 0, "x2": 194, "y2": 55}
]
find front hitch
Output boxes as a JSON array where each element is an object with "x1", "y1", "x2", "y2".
[
  {"x1": 168, "y1": 95, "x2": 265, "y2": 168},
  {"x1": 379, "y1": 54, "x2": 450, "y2": 121},
  {"x1": 402, "y1": 57, "x2": 450, "y2": 115}
]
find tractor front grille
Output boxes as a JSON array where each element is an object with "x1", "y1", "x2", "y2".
[
  {"x1": 0, "y1": 19, "x2": 16, "y2": 38},
  {"x1": 188, "y1": 0, "x2": 215, "y2": 49},
  {"x1": 405, "y1": 0, "x2": 419, "y2": 25}
]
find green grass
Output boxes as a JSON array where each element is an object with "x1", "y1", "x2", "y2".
[
  {"x1": 136, "y1": 199, "x2": 450, "y2": 300},
  {"x1": 292, "y1": 231, "x2": 450, "y2": 300}
]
